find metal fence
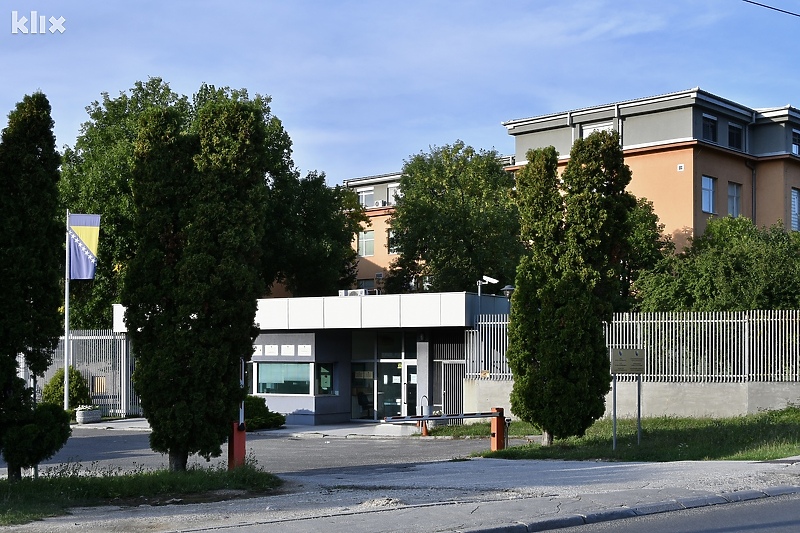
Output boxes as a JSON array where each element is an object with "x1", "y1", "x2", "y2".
[
  {"x1": 19, "y1": 330, "x2": 141, "y2": 417},
  {"x1": 466, "y1": 311, "x2": 800, "y2": 383}
]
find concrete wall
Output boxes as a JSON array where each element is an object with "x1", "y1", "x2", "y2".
[{"x1": 464, "y1": 379, "x2": 800, "y2": 420}]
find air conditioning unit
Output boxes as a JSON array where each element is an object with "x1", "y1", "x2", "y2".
[
  {"x1": 374, "y1": 272, "x2": 384, "y2": 280},
  {"x1": 373, "y1": 200, "x2": 387, "y2": 207},
  {"x1": 338, "y1": 290, "x2": 347, "y2": 296},
  {"x1": 366, "y1": 288, "x2": 381, "y2": 295},
  {"x1": 347, "y1": 289, "x2": 366, "y2": 296}
]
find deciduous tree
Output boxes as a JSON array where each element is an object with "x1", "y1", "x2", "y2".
[
  {"x1": 59, "y1": 78, "x2": 189, "y2": 328},
  {"x1": 384, "y1": 141, "x2": 521, "y2": 293},
  {"x1": 635, "y1": 216, "x2": 800, "y2": 311}
]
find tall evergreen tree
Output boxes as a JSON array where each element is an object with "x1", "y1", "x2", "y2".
[
  {"x1": 507, "y1": 131, "x2": 636, "y2": 445},
  {"x1": 0, "y1": 93, "x2": 71, "y2": 479},
  {"x1": 123, "y1": 92, "x2": 270, "y2": 471}
]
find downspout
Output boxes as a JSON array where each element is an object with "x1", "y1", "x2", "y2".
[{"x1": 746, "y1": 110, "x2": 757, "y2": 224}]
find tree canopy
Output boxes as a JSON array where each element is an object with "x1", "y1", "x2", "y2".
[
  {"x1": 122, "y1": 90, "x2": 272, "y2": 471},
  {"x1": 0, "y1": 93, "x2": 71, "y2": 480},
  {"x1": 634, "y1": 216, "x2": 800, "y2": 311},
  {"x1": 60, "y1": 78, "x2": 190, "y2": 328},
  {"x1": 507, "y1": 131, "x2": 640, "y2": 444},
  {"x1": 384, "y1": 141, "x2": 522, "y2": 293},
  {"x1": 62, "y1": 78, "x2": 365, "y2": 327}
]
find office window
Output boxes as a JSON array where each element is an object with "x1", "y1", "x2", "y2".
[
  {"x1": 793, "y1": 130, "x2": 800, "y2": 156},
  {"x1": 702, "y1": 115, "x2": 717, "y2": 143},
  {"x1": 357, "y1": 188, "x2": 374, "y2": 208},
  {"x1": 702, "y1": 176, "x2": 716, "y2": 213},
  {"x1": 792, "y1": 188, "x2": 799, "y2": 231},
  {"x1": 728, "y1": 124, "x2": 743, "y2": 150},
  {"x1": 728, "y1": 182, "x2": 742, "y2": 217},
  {"x1": 257, "y1": 363, "x2": 310, "y2": 394},
  {"x1": 358, "y1": 230, "x2": 374, "y2": 256},
  {"x1": 387, "y1": 184, "x2": 401, "y2": 206},
  {"x1": 387, "y1": 229, "x2": 399, "y2": 254}
]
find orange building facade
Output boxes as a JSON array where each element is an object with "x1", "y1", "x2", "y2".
[{"x1": 345, "y1": 88, "x2": 800, "y2": 286}]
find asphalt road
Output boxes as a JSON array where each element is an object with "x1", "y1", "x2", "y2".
[
  {"x1": 555, "y1": 492, "x2": 800, "y2": 532},
  {"x1": 1, "y1": 426, "x2": 494, "y2": 476}
]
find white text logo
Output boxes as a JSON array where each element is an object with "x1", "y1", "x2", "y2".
[{"x1": 11, "y1": 10, "x2": 66, "y2": 34}]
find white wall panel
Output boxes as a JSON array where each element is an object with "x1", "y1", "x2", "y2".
[{"x1": 362, "y1": 294, "x2": 401, "y2": 328}]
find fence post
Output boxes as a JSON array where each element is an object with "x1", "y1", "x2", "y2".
[{"x1": 490, "y1": 407, "x2": 505, "y2": 451}]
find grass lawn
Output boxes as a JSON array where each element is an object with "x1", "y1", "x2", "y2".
[
  {"x1": 430, "y1": 406, "x2": 800, "y2": 462},
  {"x1": 0, "y1": 460, "x2": 281, "y2": 526}
]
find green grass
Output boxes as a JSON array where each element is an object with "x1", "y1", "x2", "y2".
[
  {"x1": 0, "y1": 458, "x2": 281, "y2": 526},
  {"x1": 430, "y1": 406, "x2": 800, "y2": 462}
]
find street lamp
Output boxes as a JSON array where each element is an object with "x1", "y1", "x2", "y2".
[{"x1": 501, "y1": 285, "x2": 515, "y2": 298}]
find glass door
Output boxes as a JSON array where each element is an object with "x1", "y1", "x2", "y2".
[
  {"x1": 405, "y1": 363, "x2": 417, "y2": 417},
  {"x1": 377, "y1": 361, "x2": 418, "y2": 418},
  {"x1": 377, "y1": 362, "x2": 403, "y2": 418}
]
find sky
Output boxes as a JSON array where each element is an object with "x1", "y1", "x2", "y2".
[{"x1": 2, "y1": 0, "x2": 799, "y2": 186}]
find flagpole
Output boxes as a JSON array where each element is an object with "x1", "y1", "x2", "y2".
[{"x1": 64, "y1": 209, "x2": 70, "y2": 410}]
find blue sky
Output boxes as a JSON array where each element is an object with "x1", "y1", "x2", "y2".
[{"x1": 2, "y1": 1, "x2": 798, "y2": 185}]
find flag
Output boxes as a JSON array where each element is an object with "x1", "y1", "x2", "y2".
[{"x1": 68, "y1": 213, "x2": 101, "y2": 279}]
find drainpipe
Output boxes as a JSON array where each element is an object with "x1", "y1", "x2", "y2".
[{"x1": 746, "y1": 111, "x2": 757, "y2": 224}]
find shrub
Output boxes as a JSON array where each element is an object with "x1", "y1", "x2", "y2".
[
  {"x1": 41, "y1": 368, "x2": 91, "y2": 409},
  {"x1": 2, "y1": 403, "x2": 72, "y2": 480},
  {"x1": 244, "y1": 396, "x2": 285, "y2": 431}
]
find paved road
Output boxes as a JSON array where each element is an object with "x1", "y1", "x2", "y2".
[
  {"x1": 4, "y1": 420, "x2": 800, "y2": 532},
  {"x1": 555, "y1": 493, "x2": 800, "y2": 532}
]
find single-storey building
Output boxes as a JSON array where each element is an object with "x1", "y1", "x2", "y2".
[{"x1": 114, "y1": 292, "x2": 509, "y2": 425}]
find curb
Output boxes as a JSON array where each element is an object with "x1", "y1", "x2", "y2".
[{"x1": 458, "y1": 486, "x2": 800, "y2": 533}]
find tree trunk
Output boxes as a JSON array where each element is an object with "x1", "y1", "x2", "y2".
[
  {"x1": 7, "y1": 464, "x2": 22, "y2": 482},
  {"x1": 540, "y1": 430, "x2": 553, "y2": 447},
  {"x1": 168, "y1": 450, "x2": 188, "y2": 472}
]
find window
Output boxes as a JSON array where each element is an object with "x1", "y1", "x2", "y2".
[
  {"x1": 793, "y1": 130, "x2": 800, "y2": 156},
  {"x1": 702, "y1": 115, "x2": 717, "y2": 143},
  {"x1": 728, "y1": 182, "x2": 742, "y2": 217},
  {"x1": 257, "y1": 363, "x2": 310, "y2": 394},
  {"x1": 315, "y1": 363, "x2": 336, "y2": 395},
  {"x1": 728, "y1": 124, "x2": 743, "y2": 150},
  {"x1": 582, "y1": 121, "x2": 613, "y2": 138},
  {"x1": 358, "y1": 230, "x2": 374, "y2": 256},
  {"x1": 357, "y1": 278, "x2": 375, "y2": 290},
  {"x1": 387, "y1": 184, "x2": 401, "y2": 206},
  {"x1": 387, "y1": 229, "x2": 399, "y2": 254},
  {"x1": 792, "y1": 188, "x2": 799, "y2": 231},
  {"x1": 702, "y1": 176, "x2": 716, "y2": 213},
  {"x1": 357, "y1": 188, "x2": 374, "y2": 208}
]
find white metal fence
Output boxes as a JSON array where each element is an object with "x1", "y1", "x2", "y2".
[
  {"x1": 466, "y1": 311, "x2": 800, "y2": 383},
  {"x1": 18, "y1": 330, "x2": 142, "y2": 417}
]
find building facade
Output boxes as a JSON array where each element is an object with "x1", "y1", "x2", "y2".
[
  {"x1": 503, "y1": 88, "x2": 800, "y2": 249},
  {"x1": 342, "y1": 172, "x2": 402, "y2": 291}
]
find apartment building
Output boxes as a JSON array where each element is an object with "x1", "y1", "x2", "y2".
[
  {"x1": 504, "y1": 88, "x2": 800, "y2": 249},
  {"x1": 342, "y1": 172, "x2": 402, "y2": 291},
  {"x1": 345, "y1": 88, "x2": 800, "y2": 285}
]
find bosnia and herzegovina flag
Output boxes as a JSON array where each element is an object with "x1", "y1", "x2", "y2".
[{"x1": 68, "y1": 214, "x2": 101, "y2": 280}]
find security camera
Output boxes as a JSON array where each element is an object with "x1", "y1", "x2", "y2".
[{"x1": 482, "y1": 275, "x2": 499, "y2": 284}]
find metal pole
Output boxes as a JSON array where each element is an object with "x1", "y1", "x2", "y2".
[
  {"x1": 612, "y1": 373, "x2": 617, "y2": 451},
  {"x1": 637, "y1": 374, "x2": 642, "y2": 445},
  {"x1": 64, "y1": 210, "x2": 70, "y2": 410}
]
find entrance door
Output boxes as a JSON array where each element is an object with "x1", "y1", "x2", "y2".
[{"x1": 376, "y1": 361, "x2": 418, "y2": 419}]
